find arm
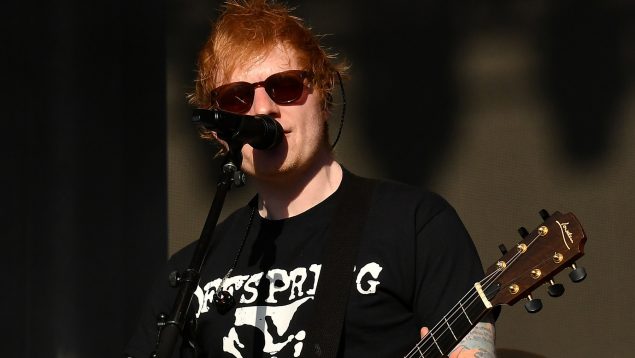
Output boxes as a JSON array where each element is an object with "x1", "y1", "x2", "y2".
[{"x1": 420, "y1": 322, "x2": 496, "y2": 358}]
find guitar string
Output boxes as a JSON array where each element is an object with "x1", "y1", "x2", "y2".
[
  {"x1": 403, "y1": 267, "x2": 503, "y2": 358},
  {"x1": 410, "y1": 250, "x2": 523, "y2": 358},
  {"x1": 404, "y1": 267, "x2": 504, "y2": 358},
  {"x1": 404, "y1": 246, "x2": 527, "y2": 358},
  {"x1": 419, "y1": 229, "x2": 546, "y2": 357},
  {"x1": 409, "y1": 231, "x2": 548, "y2": 358}
]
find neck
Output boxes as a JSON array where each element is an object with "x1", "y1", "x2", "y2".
[{"x1": 254, "y1": 159, "x2": 343, "y2": 220}]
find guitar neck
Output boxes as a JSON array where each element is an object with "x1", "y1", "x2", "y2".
[
  {"x1": 404, "y1": 285, "x2": 492, "y2": 358},
  {"x1": 403, "y1": 210, "x2": 588, "y2": 358}
]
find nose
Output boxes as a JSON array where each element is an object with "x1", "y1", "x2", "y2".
[{"x1": 251, "y1": 87, "x2": 278, "y2": 116}]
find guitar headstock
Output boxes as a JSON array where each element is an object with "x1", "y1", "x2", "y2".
[{"x1": 485, "y1": 210, "x2": 587, "y2": 310}]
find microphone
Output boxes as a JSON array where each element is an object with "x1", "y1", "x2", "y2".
[{"x1": 192, "y1": 108, "x2": 283, "y2": 150}]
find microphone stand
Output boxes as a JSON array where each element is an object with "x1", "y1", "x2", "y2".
[{"x1": 151, "y1": 141, "x2": 246, "y2": 358}]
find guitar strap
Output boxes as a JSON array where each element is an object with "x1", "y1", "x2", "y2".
[{"x1": 308, "y1": 171, "x2": 377, "y2": 358}]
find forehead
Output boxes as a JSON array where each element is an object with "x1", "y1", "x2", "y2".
[{"x1": 229, "y1": 44, "x2": 300, "y2": 82}]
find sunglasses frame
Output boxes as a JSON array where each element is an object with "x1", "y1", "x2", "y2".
[{"x1": 210, "y1": 70, "x2": 311, "y2": 114}]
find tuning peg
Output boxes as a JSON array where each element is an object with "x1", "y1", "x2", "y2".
[
  {"x1": 524, "y1": 294, "x2": 543, "y2": 313},
  {"x1": 569, "y1": 262, "x2": 587, "y2": 282},
  {"x1": 498, "y1": 244, "x2": 508, "y2": 255},
  {"x1": 517, "y1": 227, "x2": 529, "y2": 238},
  {"x1": 547, "y1": 279, "x2": 565, "y2": 297},
  {"x1": 539, "y1": 209, "x2": 550, "y2": 220}
]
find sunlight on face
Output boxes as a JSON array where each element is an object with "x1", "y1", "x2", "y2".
[{"x1": 235, "y1": 44, "x2": 330, "y2": 183}]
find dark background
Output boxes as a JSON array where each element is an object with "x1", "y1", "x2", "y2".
[{"x1": 5, "y1": 0, "x2": 635, "y2": 357}]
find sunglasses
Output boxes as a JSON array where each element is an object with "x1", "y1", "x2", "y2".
[{"x1": 210, "y1": 70, "x2": 311, "y2": 114}]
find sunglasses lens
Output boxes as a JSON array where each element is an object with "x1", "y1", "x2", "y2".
[
  {"x1": 210, "y1": 71, "x2": 308, "y2": 113},
  {"x1": 266, "y1": 71, "x2": 305, "y2": 104},
  {"x1": 213, "y1": 82, "x2": 254, "y2": 113}
]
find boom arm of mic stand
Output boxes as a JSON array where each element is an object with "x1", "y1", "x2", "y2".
[{"x1": 152, "y1": 150, "x2": 244, "y2": 358}]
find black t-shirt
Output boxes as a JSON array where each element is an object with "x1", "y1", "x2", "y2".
[{"x1": 125, "y1": 168, "x2": 485, "y2": 358}]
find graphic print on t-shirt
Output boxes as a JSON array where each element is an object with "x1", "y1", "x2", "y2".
[{"x1": 193, "y1": 262, "x2": 383, "y2": 357}]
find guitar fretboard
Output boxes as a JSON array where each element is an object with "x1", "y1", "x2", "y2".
[
  {"x1": 405, "y1": 286, "x2": 490, "y2": 358},
  {"x1": 403, "y1": 211, "x2": 587, "y2": 358}
]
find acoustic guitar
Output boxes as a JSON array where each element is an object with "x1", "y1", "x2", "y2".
[{"x1": 403, "y1": 210, "x2": 587, "y2": 357}]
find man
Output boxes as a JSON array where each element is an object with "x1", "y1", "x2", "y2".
[{"x1": 126, "y1": 1, "x2": 496, "y2": 357}]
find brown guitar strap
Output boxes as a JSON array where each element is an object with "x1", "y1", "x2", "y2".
[{"x1": 307, "y1": 171, "x2": 377, "y2": 358}]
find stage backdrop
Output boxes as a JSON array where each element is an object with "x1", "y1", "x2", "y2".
[
  {"x1": 5, "y1": 0, "x2": 167, "y2": 356},
  {"x1": 167, "y1": 1, "x2": 634, "y2": 357}
]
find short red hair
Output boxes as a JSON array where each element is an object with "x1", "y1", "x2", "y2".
[{"x1": 188, "y1": 0, "x2": 348, "y2": 114}]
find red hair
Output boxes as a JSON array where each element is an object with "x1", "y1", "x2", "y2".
[{"x1": 188, "y1": 0, "x2": 348, "y2": 113}]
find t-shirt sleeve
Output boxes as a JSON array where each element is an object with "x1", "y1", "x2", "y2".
[{"x1": 413, "y1": 196, "x2": 485, "y2": 328}]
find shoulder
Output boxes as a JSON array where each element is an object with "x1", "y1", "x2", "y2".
[
  {"x1": 374, "y1": 178, "x2": 450, "y2": 210},
  {"x1": 345, "y1": 169, "x2": 455, "y2": 223}
]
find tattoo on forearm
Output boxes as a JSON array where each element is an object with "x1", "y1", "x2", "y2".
[{"x1": 453, "y1": 322, "x2": 496, "y2": 358}]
